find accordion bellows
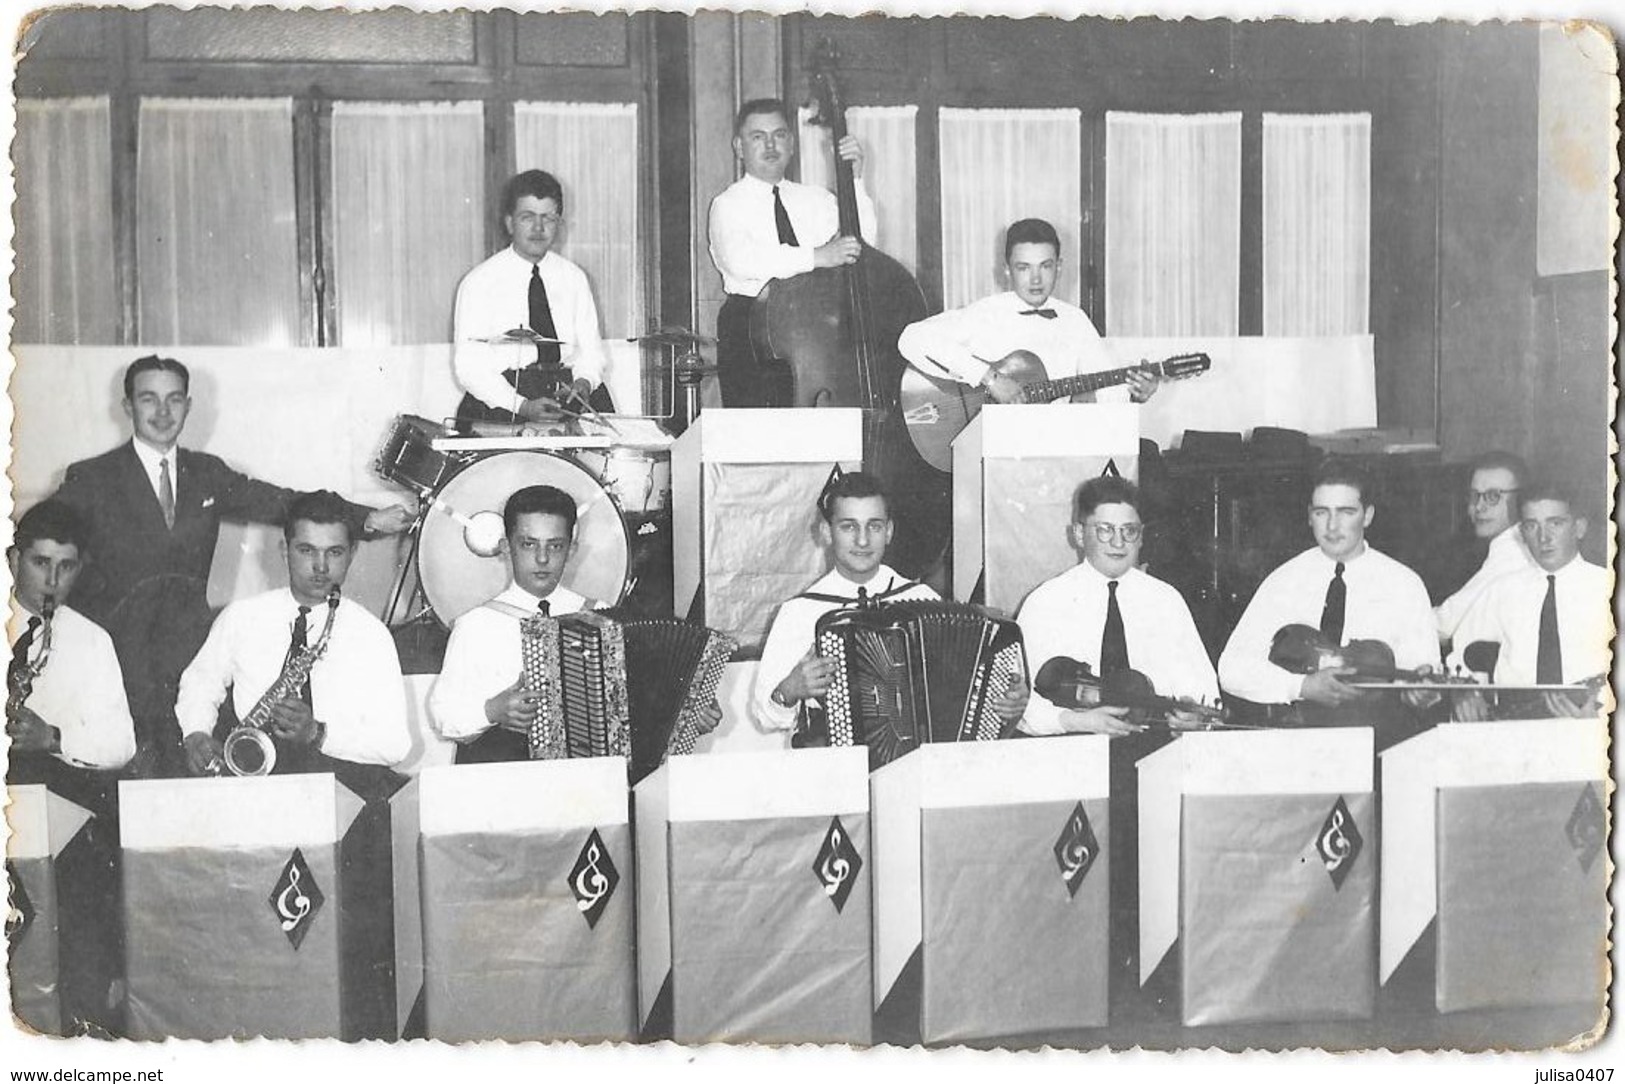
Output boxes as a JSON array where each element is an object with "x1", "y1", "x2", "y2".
[
  {"x1": 520, "y1": 609, "x2": 736, "y2": 782},
  {"x1": 812, "y1": 600, "x2": 1027, "y2": 770}
]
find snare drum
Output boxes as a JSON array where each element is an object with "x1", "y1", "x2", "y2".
[
  {"x1": 574, "y1": 447, "x2": 671, "y2": 516},
  {"x1": 377, "y1": 415, "x2": 456, "y2": 493}
]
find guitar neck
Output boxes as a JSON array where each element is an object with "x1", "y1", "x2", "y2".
[{"x1": 1021, "y1": 362, "x2": 1153, "y2": 403}]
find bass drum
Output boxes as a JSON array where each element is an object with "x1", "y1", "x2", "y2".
[{"x1": 419, "y1": 452, "x2": 630, "y2": 627}]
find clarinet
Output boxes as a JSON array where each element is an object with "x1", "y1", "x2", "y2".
[
  {"x1": 6, "y1": 595, "x2": 55, "y2": 721},
  {"x1": 219, "y1": 588, "x2": 341, "y2": 777}
]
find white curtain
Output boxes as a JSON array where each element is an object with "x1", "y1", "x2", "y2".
[
  {"x1": 14, "y1": 98, "x2": 117, "y2": 345},
  {"x1": 137, "y1": 98, "x2": 301, "y2": 346},
  {"x1": 330, "y1": 101, "x2": 485, "y2": 346},
  {"x1": 1262, "y1": 113, "x2": 1371, "y2": 335},
  {"x1": 1105, "y1": 112, "x2": 1241, "y2": 336},
  {"x1": 798, "y1": 105, "x2": 919, "y2": 273},
  {"x1": 515, "y1": 102, "x2": 642, "y2": 339},
  {"x1": 939, "y1": 108, "x2": 1081, "y2": 308}
]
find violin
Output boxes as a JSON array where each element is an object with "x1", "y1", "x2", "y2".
[
  {"x1": 1267, "y1": 624, "x2": 1425, "y2": 682},
  {"x1": 1032, "y1": 656, "x2": 1234, "y2": 730}
]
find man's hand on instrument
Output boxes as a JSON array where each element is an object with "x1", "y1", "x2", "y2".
[
  {"x1": 1300, "y1": 667, "x2": 1365, "y2": 707},
  {"x1": 518, "y1": 396, "x2": 568, "y2": 423},
  {"x1": 1541, "y1": 689, "x2": 1594, "y2": 718},
  {"x1": 5, "y1": 705, "x2": 59, "y2": 753},
  {"x1": 698, "y1": 700, "x2": 724, "y2": 736},
  {"x1": 268, "y1": 699, "x2": 321, "y2": 746},
  {"x1": 1126, "y1": 368, "x2": 1161, "y2": 403},
  {"x1": 1401, "y1": 664, "x2": 1443, "y2": 710},
  {"x1": 814, "y1": 236, "x2": 862, "y2": 268},
  {"x1": 366, "y1": 503, "x2": 418, "y2": 536},
  {"x1": 778, "y1": 650, "x2": 835, "y2": 703},
  {"x1": 979, "y1": 366, "x2": 1024, "y2": 405},
  {"x1": 486, "y1": 680, "x2": 542, "y2": 733},
  {"x1": 991, "y1": 673, "x2": 1029, "y2": 725},
  {"x1": 1167, "y1": 707, "x2": 1215, "y2": 731},
  {"x1": 1055, "y1": 704, "x2": 1143, "y2": 737},
  {"x1": 1451, "y1": 690, "x2": 1492, "y2": 723},
  {"x1": 184, "y1": 732, "x2": 226, "y2": 776},
  {"x1": 835, "y1": 134, "x2": 865, "y2": 178}
]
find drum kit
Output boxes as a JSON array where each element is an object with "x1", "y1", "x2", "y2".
[{"x1": 378, "y1": 327, "x2": 716, "y2": 630}]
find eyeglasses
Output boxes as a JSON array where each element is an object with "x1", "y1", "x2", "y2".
[
  {"x1": 1468, "y1": 488, "x2": 1518, "y2": 508},
  {"x1": 1084, "y1": 522, "x2": 1143, "y2": 544},
  {"x1": 514, "y1": 211, "x2": 561, "y2": 229}
]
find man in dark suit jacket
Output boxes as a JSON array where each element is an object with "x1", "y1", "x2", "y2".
[{"x1": 52, "y1": 355, "x2": 414, "y2": 774}]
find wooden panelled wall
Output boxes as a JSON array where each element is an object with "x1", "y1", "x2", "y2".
[{"x1": 16, "y1": 11, "x2": 1609, "y2": 513}]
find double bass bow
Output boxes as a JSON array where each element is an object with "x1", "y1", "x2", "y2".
[{"x1": 749, "y1": 40, "x2": 951, "y2": 580}]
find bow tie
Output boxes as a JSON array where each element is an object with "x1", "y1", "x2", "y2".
[{"x1": 1019, "y1": 308, "x2": 1058, "y2": 320}]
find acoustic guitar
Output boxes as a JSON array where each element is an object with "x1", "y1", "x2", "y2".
[{"x1": 898, "y1": 350, "x2": 1211, "y2": 471}]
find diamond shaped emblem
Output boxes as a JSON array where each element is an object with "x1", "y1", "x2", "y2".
[
  {"x1": 1566, "y1": 783, "x2": 1604, "y2": 873},
  {"x1": 5, "y1": 860, "x2": 34, "y2": 944},
  {"x1": 813, "y1": 816, "x2": 862, "y2": 913},
  {"x1": 1315, "y1": 796, "x2": 1362, "y2": 891},
  {"x1": 268, "y1": 848, "x2": 325, "y2": 950},
  {"x1": 1053, "y1": 801, "x2": 1100, "y2": 898},
  {"x1": 568, "y1": 828, "x2": 620, "y2": 929}
]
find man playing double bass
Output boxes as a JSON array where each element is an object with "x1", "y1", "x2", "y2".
[{"x1": 707, "y1": 97, "x2": 876, "y2": 407}]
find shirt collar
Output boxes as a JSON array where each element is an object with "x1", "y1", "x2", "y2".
[
  {"x1": 498, "y1": 581, "x2": 580, "y2": 611},
  {"x1": 131, "y1": 437, "x2": 176, "y2": 473}
]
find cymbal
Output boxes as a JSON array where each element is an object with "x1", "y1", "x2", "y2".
[
  {"x1": 474, "y1": 328, "x2": 568, "y2": 345},
  {"x1": 633, "y1": 326, "x2": 717, "y2": 347}
]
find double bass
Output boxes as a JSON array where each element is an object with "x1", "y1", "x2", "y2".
[{"x1": 749, "y1": 41, "x2": 951, "y2": 580}]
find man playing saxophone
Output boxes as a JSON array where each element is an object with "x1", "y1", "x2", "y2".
[{"x1": 177, "y1": 490, "x2": 410, "y2": 781}]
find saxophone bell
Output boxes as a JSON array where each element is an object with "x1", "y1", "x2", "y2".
[{"x1": 221, "y1": 589, "x2": 341, "y2": 778}]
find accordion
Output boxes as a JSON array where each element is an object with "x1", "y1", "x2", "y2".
[
  {"x1": 809, "y1": 600, "x2": 1027, "y2": 771},
  {"x1": 520, "y1": 609, "x2": 736, "y2": 782}
]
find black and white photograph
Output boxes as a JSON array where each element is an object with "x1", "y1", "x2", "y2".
[{"x1": 3, "y1": 0, "x2": 1616, "y2": 1079}]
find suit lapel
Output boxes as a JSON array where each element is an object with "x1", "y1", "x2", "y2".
[{"x1": 115, "y1": 441, "x2": 169, "y2": 532}]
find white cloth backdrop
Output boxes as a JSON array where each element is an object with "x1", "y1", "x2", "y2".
[
  {"x1": 330, "y1": 101, "x2": 486, "y2": 346},
  {"x1": 1105, "y1": 112, "x2": 1242, "y2": 336},
  {"x1": 939, "y1": 108, "x2": 1081, "y2": 308},
  {"x1": 13, "y1": 97, "x2": 117, "y2": 344},
  {"x1": 798, "y1": 104, "x2": 920, "y2": 273},
  {"x1": 514, "y1": 101, "x2": 643, "y2": 339},
  {"x1": 137, "y1": 98, "x2": 302, "y2": 347},
  {"x1": 1262, "y1": 113, "x2": 1371, "y2": 336}
]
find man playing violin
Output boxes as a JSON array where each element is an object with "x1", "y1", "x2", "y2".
[
  {"x1": 754, "y1": 470, "x2": 1028, "y2": 738},
  {"x1": 1017, "y1": 476, "x2": 1217, "y2": 736},
  {"x1": 1448, "y1": 479, "x2": 1610, "y2": 718},
  {"x1": 897, "y1": 218, "x2": 1159, "y2": 406},
  {"x1": 452, "y1": 169, "x2": 613, "y2": 424},
  {"x1": 1217, "y1": 460, "x2": 1437, "y2": 725},
  {"x1": 708, "y1": 97, "x2": 875, "y2": 408}
]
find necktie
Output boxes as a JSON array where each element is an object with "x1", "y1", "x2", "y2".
[
  {"x1": 159, "y1": 457, "x2": 176, "y2": 529},
  {"x1": 1536, "y1": 574, "x2": 1561, "y2": 683},
  {"x1": 291, "y1": 605, "x2": 313, "y2": 707},
  {"x1": 1019, "y1": 308, "x2": 1058, "y2": 320},
  {"x1": 1100, "y1": 580, "x2": 1129, "y2": 676},
  {"x1": 1319, "y1": 562, "x2": 1346, "y2": 646},
  {"x1": 773, "y1": 185, "x2": 799, "y2": 247},
  {"x1": 8, "y1": 616, "x2": 41, "y2": 690},
  {"x1": 527, "y1": 263, "x2": 561, "y2": 371},
  {"x1": 537, "y1": 599, "x2": 551, "y2": 618}
]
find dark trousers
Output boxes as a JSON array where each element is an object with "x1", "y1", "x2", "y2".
[{"x1": 716, "y1": 294, "x2": 791, "y2": 408}]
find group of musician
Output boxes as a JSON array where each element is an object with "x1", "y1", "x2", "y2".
[{"x1": 6, "y1": 96, "x2": 1610, "y2": 1038}]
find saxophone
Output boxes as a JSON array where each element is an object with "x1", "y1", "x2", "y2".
[
  {"x1": 221, "y1": 588, "x2": 341, "y2": 777},
  {"x1": 6, "y1": 596, "x2": 55, "y2": 721}
]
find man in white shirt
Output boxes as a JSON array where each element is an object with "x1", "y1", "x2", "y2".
[
  {"x1": 707, "y1": 97, "x2": 875, "y2": 407},
  {"x1": 1018, "y1": 476, "x2": 1218, "y2": 736},
  {"x1": 897, "y1": 218, "x2": 1157, "y2": 406},
  {"x1": 1450, "y1": 480, "x2": 1611, "y2": 717},
  {"x1": 453, "y1": 169, "x2": 612, "y2": 424},
  {"x1": 1217, "y1": 460, "x2": 1438, "y2": 730},
  {"x1": 178, "y1": 491, "x2": 410, "y2": 781},
  {"x1": 753, "y1": 471, "x2": 1028, "y2": 740},
  {"x1": 430, "y1": 484, "x2": 600, "y2": 763},
  {"x1": 1434, "y1": 451, "x2": 1535, "y2": 647}
]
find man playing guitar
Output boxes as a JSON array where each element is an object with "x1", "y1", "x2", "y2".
[{"x1": 897, "y1": 217, "x2": 1161, "y2": 408}]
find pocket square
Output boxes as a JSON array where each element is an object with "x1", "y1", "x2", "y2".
[{"x1": 200, "y1": 497, "x2": 216, "y2": 509}]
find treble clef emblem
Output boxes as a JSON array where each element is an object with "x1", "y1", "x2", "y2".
[
  {"x1": 573, "y1": 838, "x2": 610, "y2": 914},
  {"x1": 1059, "y1": 809, "x2": 1093, "y2": 880},
  {"x1": 1314, "y1": 796, "x2": 1363, "y2": 890},
  {"x1": 277, "y1": 864, "x2": 312, "y2": 932},
  {"x1": 819, "y1": 824, "x2": 853, "y2": 897}
]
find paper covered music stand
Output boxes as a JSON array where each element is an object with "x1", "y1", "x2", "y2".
[
  {"x1": 1380, "y1": 718, "x2": 1607, "y2": 1013},
  {"x1": 1138, "y1": 728, "x2": 1375, "y2": 1027},
  {"x1": 6, "y1": 784, "x2": 93, "y2": 1035},
  {"x1": 411, "y1": 759, "x2": 636, "y2": 1042},
  {"x1": 635, "y1": 746, "x2": 872, "y2": 1045},
  {"x1": 120, "y1": 774, "x2": 419, "y2": 1040},
  {"x1": 870, "y1": 737, "x2": 1111, "y2": 1044},
  {"x1": 671, "y1": 408, "x2": 862, "y2": 651},
  {"x1": 952, "y1": 403, "x2": 1139, "y2": 615}
]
